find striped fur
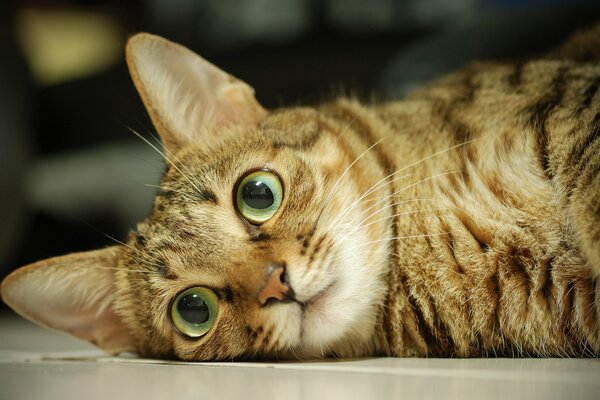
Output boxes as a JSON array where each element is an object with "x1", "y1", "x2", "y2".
[{"x1": 2, "y1": 24, "x2": 599, "y2": 360}]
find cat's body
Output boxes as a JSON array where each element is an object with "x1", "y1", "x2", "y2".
[{"x1": 2, "y1": 24, "x2": 599, "y2": 360}]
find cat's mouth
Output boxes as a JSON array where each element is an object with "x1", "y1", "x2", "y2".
[
  {"x1": 302, "y1": 280, "x2": 337, "y2": 309},
  {"x1": 294, "y1": 279, "x2": 339, "y2": 349}
]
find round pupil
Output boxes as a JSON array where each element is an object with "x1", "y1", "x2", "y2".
[
  {"x1": 242, "y1": 180, "x2": 274, "y2": 209},
  {"x1": 177, "y1": 294, "x2": 209, "y2": 324}
]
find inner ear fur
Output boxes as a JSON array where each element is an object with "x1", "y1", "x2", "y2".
[
  {"x1": 0, "y1": 246, "x2": 135, "y2": 354},
  {"x1": 125, "y1": 32, "x2": 267, "y2": 152}
]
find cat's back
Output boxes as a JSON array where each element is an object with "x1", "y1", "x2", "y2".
[{"x1": 325, "y1": 25, "x2": 600, "y2": 357}]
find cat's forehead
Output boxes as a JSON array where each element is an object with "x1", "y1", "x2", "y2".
[{"x1": 160, "y1": 107, "x2": 336, "y2": 188}]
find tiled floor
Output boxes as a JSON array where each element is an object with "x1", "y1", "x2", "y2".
[{"x1": 1, "y1": 313, "x2": 598, "y2": 400}]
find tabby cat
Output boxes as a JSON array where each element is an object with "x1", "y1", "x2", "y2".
[{"x1": 2, "y1": 23, "x2": 600, "y2": 360}]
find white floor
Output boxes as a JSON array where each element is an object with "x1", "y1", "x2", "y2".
[{"x1": 1, "y1": 313, "x2": 598, "y2": 400}]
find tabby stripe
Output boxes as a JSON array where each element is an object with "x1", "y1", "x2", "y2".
[
  {"x1": 250, "y1": 233, "x2": 271, "y2": 242},
  {"x1": 576, "y1": 77, "x2": 600, "y2": 116},
  {"x1": 433, "y1": 311, "x2": 455, "y2": 356},
  {"x1": 222, "y1": 287, "x2": 234, "y2": 303},
  {"x1": 526, "y1": 67, "x2": 568, "y2": 180},
  {"x1": 197, "y1": 188, "x2": 218, "y2": 203},
  {"x1": 158, "y1": 186, "x2": 217, "y2": 203},
  {"x1": 507, "y1": 247, "x2": 531, "y2": 293},
  {"x1": 300, "y1": 223, "x2": 318, "y2": 255},
  {"x1": 581, "y1": 157, "x2": 600, "y2": 190},
  {"x1": 245, "y1": 326, "x2": 258, "y2": 343},
  {"x1": 507, "y1": 61, "x2": 525, "y2": 88},
  {"x1": 306, "y1": 243, "x2": 334, "y2": 279},
  {"x1": 261, "y1": 326, "x2": 275, "y2": 351},
  {"x1": 134, "y1": 232, "x2": 147, "y2": 247},
  {"x1": 325, "y1": 103, "x2": 393, "y2": 171},
  {"x1": 432, "y1": 70, "x2": 478, "y2": 144},
  {"x1": 566, "y1": 112, "x2": 600, "y2": 167},
  {"x1": 457, "y1": 70, "x2": 479, "y2": 104},
  {"x1": 541, "y1": 257, "x2": 554, "y2": 300},
  {"x1": 439, "y1": 104, "x2": 474, "y2": 144},
  {"x1": 444, "y1": 228, "x2": 464, "y2": 273},
  {"x1": 160, "y1": 265, "x2": 177, "y2": 280},
  {"x1": 307, "y1": 234, "x2": 326, "y2": 266},
  {"x1": 562, "y1": 282, "x2": 578, "y2": 355},
  {"x1": 300, "y1": 126, "x2": 352, "y2": 254},
  {"x1": 407, "y1": 294, "x2": 436, "y2": 356},
  {"x1": 567, "y1": 111, "x2": 600, "y2": 195},
  {"x1": 271, "y1": 115, "x2": 325, "y2": 150},
  {"x1": 157, "y1": 188, "x2": 176, "y2": 199}
]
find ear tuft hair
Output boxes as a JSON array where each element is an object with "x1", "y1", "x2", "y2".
[
  {"x1": 126, "y1": 33, "x2": 267, "y2": 152},
  {"x1": 1, "y1": 246, "x2": 135, "y2": 354}
]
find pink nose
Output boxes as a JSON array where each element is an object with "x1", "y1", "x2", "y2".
[{"x1": 257, "y1": 264, "x2": 294, "y2": 306}]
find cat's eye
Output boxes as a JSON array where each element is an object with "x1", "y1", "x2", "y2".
[
  {"x1": 171, "y1": 287, "x2": 218, "y2": 338},
  {"x1": 236, "y1": 170, "x2": 283, "y2": 224}
]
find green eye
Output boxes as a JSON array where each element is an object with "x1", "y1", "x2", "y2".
[
  {"x1": 171, "y1": 287, "x2": 218, "y2": 338},
  {"x1": 236, "y1": 170, "x2": 283, "y2": 224}
]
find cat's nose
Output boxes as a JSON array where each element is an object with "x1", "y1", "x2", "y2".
[{"x1": 257, "y1": 263, "x2": 296, "y2": 306}]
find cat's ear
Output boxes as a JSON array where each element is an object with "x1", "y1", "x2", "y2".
[
  {"x1": 126, "y1": 33, "x2": 267, "y2": 152},
  {"x1": 0, "y1": 246, "x2": 135, "y2": 354}
]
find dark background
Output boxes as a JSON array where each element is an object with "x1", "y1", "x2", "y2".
[{"x1": 1, "y1": 0, "x2": 599, "y2": 311}]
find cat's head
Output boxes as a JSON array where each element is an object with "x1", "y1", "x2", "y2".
[{"x1": 1, "y1": 34, "x2": 391, "y2": 360}]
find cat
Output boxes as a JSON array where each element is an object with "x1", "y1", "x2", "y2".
[{"x1": 2, "y1": 22, "x2": 600, "y2": 361}]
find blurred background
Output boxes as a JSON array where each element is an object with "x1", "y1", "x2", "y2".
[{"x1": 1, "y1": 0, "x2": 599, "y2": 310}]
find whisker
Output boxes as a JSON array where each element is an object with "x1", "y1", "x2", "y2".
[
  {"x1": 148, "y1": 129, "x2": 207, "y2": 198},
  {"x1": 126, "y1": 126, "x2": 206, "y2": 198},
  {"x1": 393, "y1": 138, "x2": 477, "y2": 178},
  {"x1": 323, "y1": 137, "x2": 385, "y2": 209},
  {"x1": 315, "y1": 137, "x2": 385, "y2": 228},
  {"x1": 72, "y1": 217, "x2": 165, "y2": 272},
  {"x1": 85, "y1": 265, "x2": 155, "y2": 275},
  {"x1": 99, "y1": 230, "x2": 166, "y2": 270},
  {"x1": 363, "y1": 232, "x2": 450, "y2": 245},
  {"x1": 355, "y1": 170, "x2": 460, "y2": 222},
  {"x1": 336, "y1": 207, "x2": 452, "y2": 244},
  {"x1": 328, "y1": 172, "x2": 416, "y2": 230},
  {"x1": 331, "y1": 170, "x2": 460, "y2": 234},
  {"x1": 333, "y1": 116, "x2": 356, "y2": 142},
  {"x1": 326, "y1": 138, "x2": 475, "y2": 230},
  {"x1": 344, "y1": 198, "x2": 441, "y2": 229}
]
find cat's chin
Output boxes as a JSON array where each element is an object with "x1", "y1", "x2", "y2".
[
  {"x1": 296, "y1": 279, "x2": 376, "y2": 357},
  {"x1": 298, "y1": 281, "x2": 342, "y2": 348},
  {"x1": 286, "y1": 240, "x2": 387, "y2": 357}
]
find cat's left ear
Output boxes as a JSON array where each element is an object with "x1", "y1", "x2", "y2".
[
  {"x1": 0, "y1": 246, "x2": 135, "y2": 354},
  {"x1": 126, "y1": 33, "x2": 267, "y2": 152}
]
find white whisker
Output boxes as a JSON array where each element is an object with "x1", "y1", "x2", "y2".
[
  {"x1": 336, "y1": 207, "x2": 451, "y2": 244},
  {"x1": 99, "y1": 230, "x2": 165, "y2": 270},
  {"x1": 127, "y1": 126, "x2": 206, "y2": 198},
  {"x1": 323, "y1": 137, "x2": 385, "y2": 208},
  {"x1": 326, "y1": 138, "x2": 475, "y2": 232},
  {"x1": 345, "y1": 198, "x2": 440, "y2": 229},
  {"x1": 363, "y1": 232, "x2": 450, "y2": 245},
  {"x1": 331, "y1": 170, "x2": 460, "y2": 235},
  {"x1": 328, "y1": 172, "x2": 416, "y2": 230}
]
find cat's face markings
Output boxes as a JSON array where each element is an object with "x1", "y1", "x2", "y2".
[
  {"x1": 0, "y1": 34, "x2": 391, "y2": 361},
  {"x1": 114, "y1": 145, "x2": 291, "y2": 357},
  {"x1": 121, "y1": 118, "x2": 354, "y2": 359},
  {"x1": 118, "y1": 103, "x2": 396, "y2": 360}
]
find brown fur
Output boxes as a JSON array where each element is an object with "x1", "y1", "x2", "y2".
[{"x1": 2, "y1": 23, "x2": 600, "y2": 360}]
